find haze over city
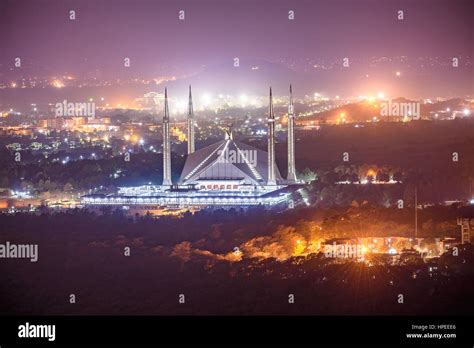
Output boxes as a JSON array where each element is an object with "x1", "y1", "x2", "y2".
[
  {"x1": 1, "y1": 1, "x2": 474, "y2": 345},
  {"x1": 1, "y1": 0, "x2": 473, "y2": 105}
]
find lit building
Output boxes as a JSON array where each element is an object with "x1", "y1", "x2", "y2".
[
  {"x1": 82, "y1": 86, "x2": 302, "y2": 209},
  {"x1": 187, "y1": 85, "x2": 195, "y2": 154},
  {"x1": 287, "y1": 85, "x2": 297, "y2": 182},
  {"x1": 162, "y1": 88, "x2": 172, "y2": 186}
]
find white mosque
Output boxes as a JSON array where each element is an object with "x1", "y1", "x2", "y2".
[{"x1": 82, "y1": 86, "x2": 301, "y2": 209}]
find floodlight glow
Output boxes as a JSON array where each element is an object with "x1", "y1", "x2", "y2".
[
  {"x1": 201, "y1": 93, "x2": 212, "y2": 107},
  {"x1": 239, "y1": 94, "x2": 248, "y2": 105},
  {"x1": 52, "y1": 80, "x2": 64, "y2": 88},
  {"x1": 177, "y1": 99, "x2": 187, "y2": 111}
]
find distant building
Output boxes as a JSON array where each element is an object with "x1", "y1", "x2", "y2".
[{"x1": 457, "y1": 217, "x2": 473, "y2": 244}]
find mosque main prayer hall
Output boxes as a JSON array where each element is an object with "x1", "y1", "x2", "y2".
[{"x1": 82, "y1": 86, "x2": 302, "y2": 209}]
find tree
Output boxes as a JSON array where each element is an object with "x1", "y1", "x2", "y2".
[
  {"x1": 63, "y1": 183, "x2": 74, "y2": 192},
  {"x1": 171, "y1": 241, "x2": 192, "y2": 263},
  {"x1": 299, "y1": 167, "x2": 317, "y2": 183}
]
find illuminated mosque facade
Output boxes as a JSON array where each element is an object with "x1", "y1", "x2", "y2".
[{"x1": 82, "y1": 86, "x2": 301, "y2": 209}]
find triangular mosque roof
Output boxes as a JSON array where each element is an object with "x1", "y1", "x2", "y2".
[{"x1": 179, "y1": 138, "x2": 283, "y2": 185}]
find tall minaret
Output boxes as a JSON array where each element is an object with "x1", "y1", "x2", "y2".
[
  {"x1": 287, "y1": 84, "x2": 297, "y2": 182},
  {"x1": 162, "y1": 88, "x2": 172, "y2": 186},
  {"x1": 267, "y1": 87, "x2": 276, "y2": 185},
  {"x1": 187, "y1": 85, "x2": 195, "y2": 154}
]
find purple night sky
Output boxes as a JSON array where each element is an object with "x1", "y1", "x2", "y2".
[{"x1": 0, "y1": 0, "x2": 473, "y2": 98}]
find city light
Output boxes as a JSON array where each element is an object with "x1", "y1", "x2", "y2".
[
  {"x1": 239, "y1": 94, "x2": 248, "y2": 106},
  {"x1": 176, "y1": 99, "x2": 187, "y2": 113},
  {"x1": 367, "y1": 169, "x2": 376, "y2": 177},
  {"x1": 52, "y1": 80, "x2": 64, "y2": 88},
  {"x1": 201, "y1": 93, "x2": 212, "y2": 107},
  {"x1": 366, "y1": 96, "x2": 375, "y2": 102}
]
